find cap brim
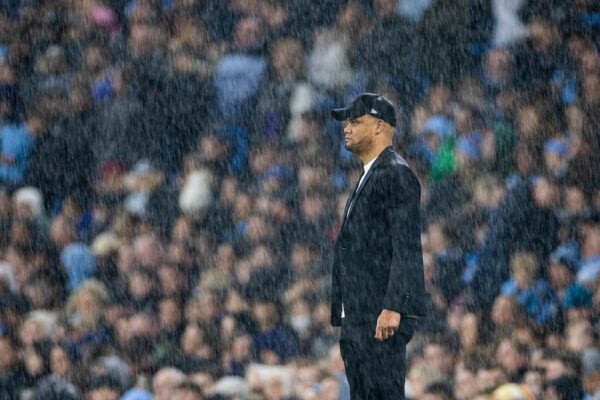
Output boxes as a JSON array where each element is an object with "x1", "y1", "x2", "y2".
[{"x1": 331, "y1": 107, "x2": 363, "y2": 121}]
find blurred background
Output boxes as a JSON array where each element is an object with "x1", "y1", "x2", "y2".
[{"x1": 0, "y1": 0, "x2": 599, "y2": 399}]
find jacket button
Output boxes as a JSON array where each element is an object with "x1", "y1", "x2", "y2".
[{"x1": 342, "y1": 246, "x2": 346, "y2": 250}]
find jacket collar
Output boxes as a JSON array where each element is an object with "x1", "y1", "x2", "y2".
[
  {"x1": 353, "y1": 145, "x2": 393, "y2": 196},
  {"x1": 340, "y1": 146, "x2": 394, "y2": 230}
]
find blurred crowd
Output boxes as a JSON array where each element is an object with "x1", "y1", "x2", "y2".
[{"x1": 0, "y1": 0, "x2": 600, "y2": 399}]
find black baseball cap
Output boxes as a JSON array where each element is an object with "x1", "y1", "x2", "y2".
[{"x1": 331, "y1": 93, "x2": 396, "y2": 127}]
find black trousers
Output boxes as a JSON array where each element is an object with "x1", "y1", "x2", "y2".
[{"x1": 339, "y1": 319, "x2": 416, "y2": 400}]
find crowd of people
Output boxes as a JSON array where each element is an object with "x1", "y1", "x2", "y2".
[{"x1": 0, "y1": 0, "x2": 600, "y2": 399}]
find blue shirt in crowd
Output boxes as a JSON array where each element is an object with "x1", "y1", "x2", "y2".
[
  {"x1": 214, "y1": 53, "x2": 266, "y2": 119},
  {"x1": 501, "y1": 278, "x2": 558, "y2": 325},
  {"x1": 0, "y1": 123, "x2": 35, "y2": 185},
  {"x1": 577, "y1": 256, "x2": 600, "y2": 287}
]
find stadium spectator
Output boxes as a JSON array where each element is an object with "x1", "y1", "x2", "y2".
[{"x1": 0, "y1": 1, "x2": 599, "y2": 398}]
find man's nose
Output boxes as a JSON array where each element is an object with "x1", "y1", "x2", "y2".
[{"x1": 344, "y1": 124, "x2": 351, "y2": 134}]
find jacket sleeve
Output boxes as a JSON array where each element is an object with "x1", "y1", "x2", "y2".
[
  {"x1": 380, "y1": 166, "x2": 426, "y2": 317},
  {"x1": 330, "y1": 254, "x2": 343, "y2": 327}
]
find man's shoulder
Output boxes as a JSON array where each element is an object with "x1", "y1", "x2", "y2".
[
  {"x1": 377, "y1": 151, "x2": 419, "y2": 186},
  {"x1": 378, "y1": 147, "x2": 410, "y2": 168}
]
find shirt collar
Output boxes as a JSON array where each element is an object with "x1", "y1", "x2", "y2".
[{"x1": 363, "y1": 156, "x2": 377, "y2": 174}]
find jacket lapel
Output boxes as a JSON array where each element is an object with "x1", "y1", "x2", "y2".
[
  {"x1": 339, "y1": 147, "x2": 393, "y2": 232},
  {"x1": 341, "y1": 174, "x2": 362, "y2": 223}
]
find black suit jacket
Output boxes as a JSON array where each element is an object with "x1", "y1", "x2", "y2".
[{"x1": 331, "y1": 146, "x2": 426, "y2": 327}]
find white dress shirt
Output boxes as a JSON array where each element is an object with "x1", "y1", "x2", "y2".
[
  {"x1": 342, "y1": 155, "x2": 378, "y2": 318},
  {"x1": 345, "y1": 156, "x2": 377, "y2": 218}
]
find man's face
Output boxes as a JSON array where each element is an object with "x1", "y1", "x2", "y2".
[
  {"x1": 158, "y1": 265, "x2": 181, "y2": 295},
  {"x1": 263, "y1": 377, "x2": 285, "y2": 399},
  {"x1": 83, "y1": 46, "x2": 107, "y2": 74},
  {"x1": 524, "y1": 370, "x2": 543, "y2": 394},
  {"x1": 293, "y1": 366, "x2": 319, "y2": 395},
  {"x1": 548, "y1": 263, "x2": 571, "y2": 288},
  {"x1": 454, "y1": 368, "x2": 477, "y2": 399},
  {"x1": 496, "y1": 341, "x2": 524, "y2": 373},
  {"x1": 231, "y1": 335, "x2": 251, "y2": 360},
  {"x1": 533, "y1": 178, "x2": 559, "y2": 209},
  {"x1": 129, "y1": 273, "x2": 152, "y2": 299},
  {"x1": 584, "y1": 73, "x2": 600, "y2": 106},
  {"x1": 424, "y1": 344, "x2": 453, "y2": 374},
  {"x1": 566, "y1": 105, "x2": 585, "y2": 133},
  {"x1": 88, "y1": 388, "x2": 119, "y2": 400},
  {"x1": 581, "y1": 50, "x2": 600, "y2": 75},
  {"x1": 375, "y1": 0, "x2": 397, "y2": 18},
  {"x1": 199, "y1": 135, "x2": 226, "y2": 162},
  {"x1": 0, "y1": 338, "x2": 15, "y2": 372},
  {"x1": 253, "y1": 302, "x2": 276, "y2": 326},
  {"x1": 181, "y1": 325, "x2": 205, "y2": 354},
  {"x1": 544, "y1": 360, "x2": 570, "y2": 380},
  {"x1": 582, "y1": 224, "x2": 600, "y2": 253},
  {"x1": 271, "y1": 40, "x2": 302, "y2": 79},
  {"x1": 159, "y1": 298, "x2": 181, "y2": 328},
  {"x1": 343, "y1": 115, "x2": 378, "y2": 154},
  {"x1": 50, "y1": 346, "x2": 70, "y2": 376},
  {"x1": 172, "y1": 389, "x2": 202, "y2": 400},
  {"x1": 337, "y1": 2, "x2": 363, "y2": 31},
  {"x1": 517, "y1": 106, "x2": 541, "y2": 137},
  {"x1": 459, "y1": 313, "x2": 478, "y2": 347},
  {"x1": 485, "y1": 48, "x2": 514, "y2": 80},
  {"x1": 234, "y1": 17, "x2": 262, "y2": 50}
]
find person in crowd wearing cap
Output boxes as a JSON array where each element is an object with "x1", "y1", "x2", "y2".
[{"x1": 330, "y1": 93, "x2": 425, "y2": 399}]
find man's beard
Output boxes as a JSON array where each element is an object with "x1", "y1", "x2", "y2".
[{"x1": 345, "y1": 138, "x2": 371, "y2": 155}]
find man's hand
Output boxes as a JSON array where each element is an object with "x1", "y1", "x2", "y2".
[{"x1": 374, "y1": 309, "x2": 401, "y2": 341}]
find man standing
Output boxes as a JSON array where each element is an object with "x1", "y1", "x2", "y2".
[{"x1": 330, "y1": 93, "x2": 425, "y2": 399}]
